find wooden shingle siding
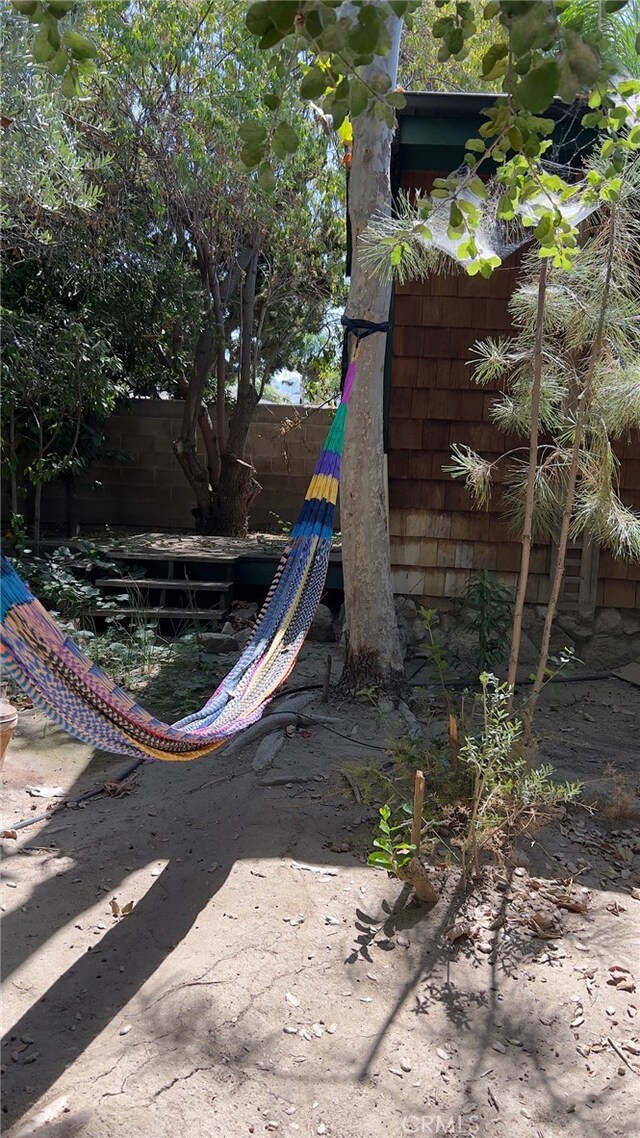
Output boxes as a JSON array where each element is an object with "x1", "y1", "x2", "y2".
[{"x1": 388, "y1": 210, "x2": 640, "y2": 607}]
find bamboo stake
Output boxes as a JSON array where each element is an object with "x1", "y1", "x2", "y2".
[
  {"x1": 411, "y1": 769, "x2": 425, "y2": 854},
  {"x1": 322, "y1": 654, "x2": 332, "y2": 703}
]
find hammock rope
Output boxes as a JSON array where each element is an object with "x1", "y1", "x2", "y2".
[{"x1": 0, "y1": 356, "x2": 365, "y2": 762}]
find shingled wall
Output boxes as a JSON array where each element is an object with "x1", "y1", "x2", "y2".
[{"x1": 387, "y1": 171, "x2": 640, "y2": 610}]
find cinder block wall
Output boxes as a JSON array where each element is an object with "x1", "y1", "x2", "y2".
[{"x1": 42, "y1": 400, "x2": 336, "y2": 532}]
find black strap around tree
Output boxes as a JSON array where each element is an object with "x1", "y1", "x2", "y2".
[{"x1": 340, "y1": 315, "x2": 390, "y2": 391}]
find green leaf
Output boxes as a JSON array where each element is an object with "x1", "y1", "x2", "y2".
[
  {"x1": 257, "y1": 161, "x2": 276, "y2": 193},
  {"x1": 628, "y1": 125, "x2": 640, "y2": 148},
  {"x1": 246, "y1": 2, "x2": 274, "y2": 36},
  {"x1": 348, "y1": 4, "x2": 382, "y2": 55},
  {"x1": 367, "y1": 851, "x2": 393, "y2": 869},
  {"x1": 386, "y1": 91, "x2": 407, "y2": 109},
  {"x1": 370, "y1": 72, "x2": 392, "y2": 95},
  {"x1": 11, "y1": 1, "x2": 37, "y2": 13},
  {"x1": 465, "y1": 137, "x2": 485, "y2": 153},
  {"x1": 60, "y1": 65, "x2": 79, "y2": 98},
  {"x1": 240, "y1": 142, "x2": 265, "y2": 169},
  {"x1": 266, "y1": 0, "x2": 296, "y2": 33},
  {"x1": 317, "y1": 19, "x2": 350, "y2": 52},
  {"x1": 259, "y1": 24, "x2": 286, "y2": 48},
  {"x1": 238, "y1": 119, "x2": 267, "y2": 145},
  {"x1": 516, "y1": 60, "x2": 560, "y2": 113},
  {"x1": 62, "y1": 30, "x2": 96, "y2": 60},
  {"x1": 274, "y1": 121, "x2": 298, "y2": 153},
  {"x1": 511, "y1": 2, "x2": 556, "y2": 58},
  {"x1": 300, "y1": 65, "x2": 327, "y2": 100},
  {"x1": 46, "y1": 46, "x2": 68, "y2": 74},
  {"x1": 263, "y1": 92, "x2": 281, "y2": 111},
  {"x1": 349, "y1": 79, "x2": 369, "y2": 117},
  {"x1": 33, "y1": 26, "x2": 55, "y2": 62},
  {"x1": 467, "y1": 177, "x2": 486, "y2": 200},
  {"x1": 481, "y1": 42, "x2": 508, "y2": 79}
]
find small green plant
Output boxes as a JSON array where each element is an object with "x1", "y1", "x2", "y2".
[
  {"x1": 269, "y1": 511, "x2": 292, "y2": 536},
  {"x1": 367, "y1": 803, "x2": 415, "y2": 875},
  {"x1": 461, "y1": 570, "x2": 514, "y2": 673},
  {"x1": 417, "y1": 606, "x2": 456, "y2": 707},
  {"x1": 458, "y1": 673, "x2": 582, "y2": 885}
]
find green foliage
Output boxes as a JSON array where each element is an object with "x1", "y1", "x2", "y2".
[
  {"x1": 12, "y1": 542, "x2": 119, "y2": 620},
  {"x1": 367, "y1": 802, "x2": 416, "y2": 874},
  {"x1": 457, "y1": 673, "x2": 582, "y2": 884},
  {"x1": 366, "y1": 673, "x2": 582, "y2": 890},
  {"x1": 10, "y1": 0, "x2": 97, "y2": 97},
  {"x1": 461, "y1": 570, "x2": 514, "y2": 673}
]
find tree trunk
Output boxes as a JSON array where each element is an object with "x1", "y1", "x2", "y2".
[
  {"x1": 33, "y1": 481, "x2": 42, "y2": 554},
  {"x1": 65, "y1": 472, "x2": 79, "y2": 538},
  {"x1": 523, "y1": 214, "x2": 616, "y2": 736},
  {"x1": 209, "y1": 385, "x2": 261, "y2": 536},
  {"x1": 340, "y1": 13, "x2": 405, "y2": 695},
  {"x1": 506, "y1": 261, "x2": 548, "y2": 707},
  {"x1": 9, "y1": 409, "x2": 18, "y2": 518},
  {"x1": 208, "y1": 246, "x2": 262, "y2": 536},
  {"x1": 173, "y1": 323, "x2": 217, "y2": 530}
]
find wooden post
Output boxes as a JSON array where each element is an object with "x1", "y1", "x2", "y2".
[
  {"x1": 448, "y1": 714, "x2": 459, "y2": 771},
  {"x1": 322, "y1": 653, "x2": 332, "y2": 704},
  {"x1": 411, "y1": 769, "x2": 425, "y2": 854}
]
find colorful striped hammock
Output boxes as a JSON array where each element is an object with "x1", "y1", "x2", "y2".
[{"x1": 0, "y1": 362, "x2": 358, "y2": 762}]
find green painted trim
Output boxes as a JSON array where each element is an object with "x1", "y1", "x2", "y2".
[{"x1": 383, "y1": 289, "x2": 395, "y2": 453}]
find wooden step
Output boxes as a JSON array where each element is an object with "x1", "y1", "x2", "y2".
[
  {"x1": 88, "y1": 606, "x2": 226, "y2": 622},
  {"x1": 96, "y1": 577, "x2": 233, "y2": 593}
]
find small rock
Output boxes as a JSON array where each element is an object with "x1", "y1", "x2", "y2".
[
  {"x1": 399, "y1": 1057, "x2": 412, "y2": 1072},
  {"x1": 326, "y1": 1023, "x2": 337, "y2": 1034},
  {"x1": 307, "y1": 603, "x2": 336, "y2": 643},
  {"x1": 252, "y1": 732, "x2": 285, "y2": 773},
  {"x1": 119, "y1": 1024, "x2": 132, "y2": 1036},
  {"x1": 492, "y1": 1042, "x2": 507, "y2": 1054},
  {"x1": 396, "y1": 934, "x2": 410, "y2": 948},
  {"x1": 476, "y1": 942, "x2": 493, "y2": 955},
  {"x1": 286, "y1": 992, "x2": 300, "y2": 1008},
  {"x1": 388, "y1": 1066, "x2": 404, "y2": 1078},
  {"x1": 376, "y1": 938, "x2": 396, "y2": 951},
  {"x1": 283, "y1": 1026, "x2": 298, "y2": 1035},
  {"x1": 199, "y1": 632, "x2": 240, "y2": 655}
]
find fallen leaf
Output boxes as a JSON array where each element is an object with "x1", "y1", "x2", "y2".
[
  {"x1": 109, "y1": 900, "x2": 120, "y2": 918},
  {"x1": 1, "y1": 830, "x2": 17, "y2": 840}
]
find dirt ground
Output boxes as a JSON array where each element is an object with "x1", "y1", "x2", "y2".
[{"x1": 1, "y1": 644, "x2": 639, "y2": 1138}]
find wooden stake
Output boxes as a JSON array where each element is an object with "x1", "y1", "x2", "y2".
[
  {"x1": 448, "y1": 714, "x2": 459, "y2": 770},
  {"x1": 322, "y1": 653, "x2": 332, "y2": 703},
  {"x1": 411, "y1": 769, "x2": 425, "y2": 854}
]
